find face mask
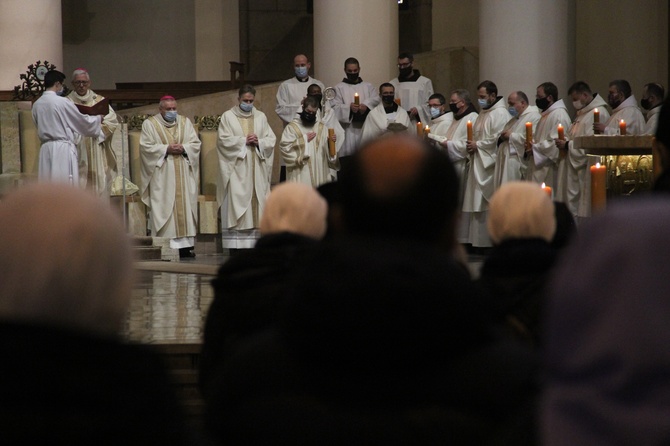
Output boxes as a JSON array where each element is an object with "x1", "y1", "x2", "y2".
[
  {"x1": 300, "y1": 111, "x2": 317, "y2": 124},
  {"x1": 399, "y1": 66, "x2": 412, "y2": 78},
  {"x1": 572, "y1": 100, "x2": 585, "y2": 110},
  {"x1": 430, "y1": 107, "x2": 441, "y2": 118},
  {"x1": 382, "y1": 94, "x2": 395, "y2": 105},
  {"x1": 164, "y1": 110, "x2": 177, "y2": 122},
  {"x1": 239, "y1": 102, "x2": 253, "y2": 112},
  {"x1": 608, "y1": 94, "x2": 622, "y2": 109},
  {"x1": 449, "y1": 103, "x2": 460, "y2": 114},
  {"x1": 508, "y1": 106, "x2": 518, "y2": 117},
  {"x1": 346, "y1": 72, "x2": 359, "y2": 82},
  {"x1": 535, "y1": 97, "x2": 550, "y2": 111},
  {"x1": 478, "y1": 98, "x2": 489, "y2": 108},
  {"x1": 295, "y1": 66, "x2": 308, "y2": 78},
  {"x1": 641, "y1": 98, "x2": 651, "y2": 110}
]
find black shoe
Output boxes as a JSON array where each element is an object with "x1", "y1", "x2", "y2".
[{"x1": 179, "y1": 247, "x2": 196, "y2": 258}]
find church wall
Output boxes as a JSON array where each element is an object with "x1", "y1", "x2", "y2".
[
  {"x1": 62, "y1": 0, "x2": 196, "y2": 89},
  {"x1": 432, "y1": 0, "x2": 479, "y2": 51}
]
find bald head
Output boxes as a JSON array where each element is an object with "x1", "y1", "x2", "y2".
[
  {"x1": 0, "y1": 184, "x2": 134, "y2": 336},
  {"x1": 339, "y1": 134, "x2": 460, "y2": 247}
]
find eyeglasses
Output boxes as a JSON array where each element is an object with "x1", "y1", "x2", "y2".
[{"x1": 73, "y1": 81, "x2": 90, "y2": 86}]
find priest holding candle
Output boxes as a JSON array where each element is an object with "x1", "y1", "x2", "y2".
[
  {"x1": 462, "y1": 80, "x2": 509, "y2": 248},
  {"x1": 427, "y1": 93, "x2": 453, "y2": 138},
  {"x1": 493, "y1": 91, "x2": 541, "y2": 189},
  {"x1": 555, "y1": 81, "x2": 609, "y2": 222},
  {"x1": 594, "y1": 79, "x2": 645, "y2": 136},
  {"x1": 331, "y1": 57, "x2": 380, "y2": 165},
  {"x1": 360, "y1": 83, "x2": 413, "y2": 145}
]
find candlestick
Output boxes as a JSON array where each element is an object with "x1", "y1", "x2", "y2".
[
  {"x1": 354, "y1": 93, "x2": 359, "y2": 106},
  {"x1": 416, "y1": 122, "x2": 423, "y2": 137},
  {"x1": 541, "y1": 182, "x2": 552, "y2": 199},
  {"x1": 594, "y1": 108, "x2": 600, "y2": 134},
  {"x1": 525, "y1": 121, "x2": 533, "y2": 143},
  {"x1": 557, "y1": 123, "x2": 565, "y2": 140},
  {"x1": 619, "y1": 119, "x2": 627, "y2": 136},
  {"x1": 590, "y1": 162, "x2": 607, "y2": 212},
  {"x1": 467, "y1": 120, "x2": 473, "y2": 141},
  {"x1": 327, "y1": 128, "x2": 336, "y2": 158}
]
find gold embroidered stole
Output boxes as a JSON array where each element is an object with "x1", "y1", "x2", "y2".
[{"x1": 288, "y1": 121, "x2": 324, "y2": 187}]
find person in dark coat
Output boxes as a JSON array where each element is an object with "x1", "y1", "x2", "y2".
[{"x1": 0, "y1": 184, "x2": 196, "y2": 445}]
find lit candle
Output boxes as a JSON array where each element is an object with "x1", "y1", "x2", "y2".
[
  {"x1": 327, "y1": 128, "x2": 336, "y2": 158},
  {"x1": 416, "y1": 121, "x2": 423, "y2": 137},
  {"x1": 557, "y1": 123, "x2": 565, "y2": 140},
  {"x1": 354, "y1": 93, "x2": 359, "y2": 106},
  {"x1": 619, "y1": 119, "x2": 627, "y2": 136},
  {"x1": 394, "y1": 98, "x2": 401, "y2": 106},
  {"x1": 594, "y1": 108, "x2": 600, "y2": 134},
  {"x1": 467, "y1": 120, "x2": 473, "y2": 141},
  {"x1": 541, "y1": 182, "x2": 552, "y2": 198},
  {"x1": 424, "y1": 125, "x2": 430, "y2": 137},
  {"x1": 525, "y1": 121, "x2": 533, "y2": 143},
  {"x1": 590, "y1": 162, "x2": 607, "y2": 212}
]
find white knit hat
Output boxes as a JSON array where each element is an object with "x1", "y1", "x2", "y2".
[{"x1": 260, "y1": 182, "x2": 328, "y2": 239}]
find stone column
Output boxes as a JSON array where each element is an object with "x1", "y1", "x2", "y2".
[
  {"x1": 0, "y1": 0, "x2": 63, "y2": 90},
  {"x1": 195, "y1": 0, "x2": 240, "y2": 81},
  {"x1": 479, "y1": 0, "x2": 573, "y2": 100},
  {"x1": 313, "y1": 0, "x2": 398, "y2": 89}
]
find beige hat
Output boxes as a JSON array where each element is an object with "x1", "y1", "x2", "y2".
[
  {"x1": 487, "y1": 181, "x2": 556, "y2": 244},
  {"x1": 260, "y1": 182, "x2": 328, "y2": 239}
]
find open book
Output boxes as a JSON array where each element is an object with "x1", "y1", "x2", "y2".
[{"x1": 75, "y1": 98, "x2": 110, "y2": 116}]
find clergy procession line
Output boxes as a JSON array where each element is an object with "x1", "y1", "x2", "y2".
[{"x1": 31, "y1": 55, "x2": 665, "y2": 253}]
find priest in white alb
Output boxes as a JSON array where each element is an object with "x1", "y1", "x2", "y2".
[
  {"x1": 140, "y1": 96, "x2": 201, "y2": 258},
  {"x1": 216, "y1": 85, "x2": 276, "y2": 249},
  {"x1": 280, "y1": 96, "x2": 339, "y2": 187},
  {"x1": 360, "y1": 83, "x2": 413, "y2": 145},
  {"x1": 594, "y1": 79, "x2": 645, "y2": 136},
  {"x1": 275, "y1": 54, "x2": 324, "y2": 126},
  {"x1": 389, "y1": 52, "x2": 434, "y2": 125},
  {"x1": 67, "y1": 68, "x2": 120, "y2": 196}
]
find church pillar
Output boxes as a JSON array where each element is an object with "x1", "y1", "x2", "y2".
[
  {"x1": 0, "y1": 0, "x2": 63, "y2": 90},
  {"x1": 195, "y1": 0, "x2": 240, "y2": 82},
  {"x1": 313, "y1": 0, "x2": 398, "y2": 90},
  {"x1": 479, "y1": 0, "x2": 574, "y2": 100}
]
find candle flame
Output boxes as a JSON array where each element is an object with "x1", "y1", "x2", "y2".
[
  {"x1": 541, "y1": 182, "x2": 546, "y2": 188},
  {"x1": 620, "y1": 119, "x2": 625, "y2": 124},
  {"x1": 596, "y1": 162, "x2": 601, "y2": 168},
  {"x1": 594, "y1": 108, "x2": 598, "y2": 112}
]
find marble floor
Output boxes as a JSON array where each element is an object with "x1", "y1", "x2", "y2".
[{"x1": 122, "y1": 251, "x2": 485, "y2": 346}]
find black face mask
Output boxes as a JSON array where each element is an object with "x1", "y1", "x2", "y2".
[
  {"x1": 382, "y1": 95, "x2": 395, "y2": 105},
  {"x1": 449, "y1": 103, "x2": 460, "y2": 114},
  {"x1": 641, "y1": 98, "x2": 651, "y2": 110},
  {"x1": 346, "y1": 72, "x2": 359, "y2": 82},
  {"x1": 608, "y1": 94, "x2": 622, "y2": 109},
  {"x1": 399, "y1": 66, "x2": 412, "y2": 78},
  {"x1": 536, "y1": 96, "x2": 550, "y2": 111},
  {"x1": 300, "y1": 111, "x2": 317, "y2": 125}
]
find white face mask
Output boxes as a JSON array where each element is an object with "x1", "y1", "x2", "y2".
[
  {"x1": 239, "y1": 102, "x2": 253, "y2": 112},
  {"x1": 478, "y1": 98, "x2": 488, "y2": 108},
  {"x1": 430, "y1": 106, "x2": 441, "y2": 118},
  {"x1": 572, "y1": 100, "x2": 585, "y2": 110},
  {"x1": 295, "y1": 66, "x2": 308, "y2": 78},
  {"x1": 164, "y1": 110, "x2": 178, "y2": 122}
]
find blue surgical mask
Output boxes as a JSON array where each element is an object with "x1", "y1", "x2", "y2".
[
  {"x1": 295, "y1": 66, "x2": 308, "y2": 78},
  {"x1": 430, "y1": 106, "x2": 441, "y2": 118},
  {"x1": 478, "y1": 98, "x2": 488, "y2": 108},
  {"x1": 239, "y1": 102, "x2": 253, "y2": 112},
  {"x1": 164, "y1": 110, "x2": 177, "y2": 122},
  {"x1": 508, "y1": 106, "x2": 518, "y2": 117}
]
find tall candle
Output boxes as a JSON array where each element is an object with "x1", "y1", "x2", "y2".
[
  {"x1": 327, "y1": 128, "x2": 336, "y2": 158},
  {"x1": 590, "y1": 162, "x2": 607, "y2": 212},
  {"x1": 416, "y1": 122, "x2": 423, "y2": 137},
  {"x1": 467, "y1": 120, "x2": 473, "y2": 141},
  {"x1": 541, "y1": 182, "x2": 552, "y2": 198},
  {"x1": 557, "y1": 123, "x2": 565, "y2": 140},
  {"x1": 424, "y1": 125, "x2": 430, "y2": 138},
  {"x1": 525, "y1": 121, "x2": 533, "y2": 143},
  {"x1": 594, "y1": 108, "x2": 600, "y2": 134},
  {"x1": 354, "y1": 93, "x2": 359, "y2": 105},
  {"x1": 619, "y1": 119, "x2": 627, "y2": 136}
]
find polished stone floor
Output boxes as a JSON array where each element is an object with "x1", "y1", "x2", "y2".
[{"x1": 122, "y1": 251, "x2": 485, "y2": 346}]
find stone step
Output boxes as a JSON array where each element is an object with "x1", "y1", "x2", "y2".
[{"x1": 135, "y1": 246, "x2": 162, "y2": 261}]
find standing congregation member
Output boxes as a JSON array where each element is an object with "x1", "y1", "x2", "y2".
[
  {"x1": 595, "y1": 79, "x2": 646, "y2": 135},
  {"x1": 140, "y1": 96, "x2": 201, "y2": 258},
  {"x1": 32, "y1": 70, "x2": 102, "y2": 185},
  {"x1": 216, "y1": 85, "x2": 276, "y2": 250},
  {"x1": 390, "y1": 52, "x2": 434, "y2": 124},
  {"x1": 331, "y1": 57, "x2": 380, "y2": 167},
  {"x1": 462, "y1": 80, "x2": 509, "y2": 248},
  {"x1": 494, "y1": 91, "x2": 541, "y2": 188},
  {"x1": 280, "y1": 96, "x2": 338, "y2": 187},
  {"x1": 555, "y1": 81, "x2": 609, "y2": 221},
  {"x1": 360, "y1": 83, "x2": 413, "y2": 144},
  {"x1": 67, "y1": 68, "x2": 119, "y2": 196},
  {"x1": 527, "y1": 82, "x2": 571, "y2": 191}
]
